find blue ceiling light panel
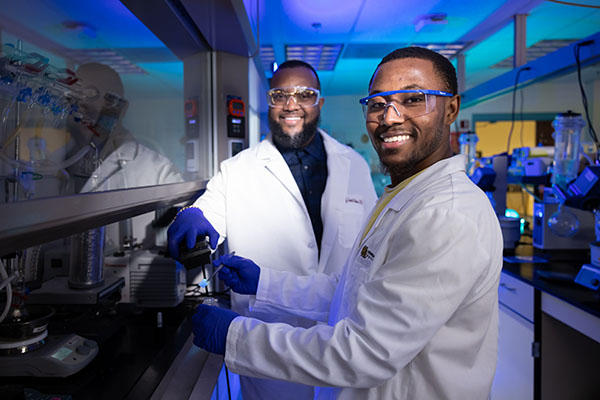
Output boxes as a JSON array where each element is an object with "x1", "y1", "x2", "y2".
[{"x1": 285, "y1": 44, "x2": 343, "y2": 71}]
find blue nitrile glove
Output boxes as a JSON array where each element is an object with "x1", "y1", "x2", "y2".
[
  {"x1": 192, "y1": 304, "x2": 239, "y2": 355},
  {"x1": 215, "y1": 254, "x2": 260, "y2": 295},
  {"x1": 167, "y1": 207, "x2": 219, "y2": 259}
]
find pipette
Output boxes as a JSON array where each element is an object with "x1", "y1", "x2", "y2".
[{"x1": 198, "y1": 252, "x2": 235, "y2": 288}]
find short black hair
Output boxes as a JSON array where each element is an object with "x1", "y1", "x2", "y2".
[
  {"x1": 368, "y1": 47, "x2": 457, "y2": 95},
  {"x1": 272, "y1": 60, "x2": 321, "y2": 90}
]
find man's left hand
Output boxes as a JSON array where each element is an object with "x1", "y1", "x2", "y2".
[{"x1": 192, "y1": 304, "x2": 239, "y2": 355}]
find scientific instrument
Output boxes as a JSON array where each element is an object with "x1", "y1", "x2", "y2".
[
  {"x1": 0, "y1": 304, "x2": 98, "y2": 377},
  {"x1": 551, "y1": 111, "x2": 586, "y2": 190},
  {"x1": 458, "y1": 132, "x2": 479, "y2": 176},
  {"x1": 548, "y1": 112, "x2": 587, "y2": 237},
  {"x1": 178, "y1": 239, "x2": 211, "y2": 269},
  {"x1": 198, "y1": 252, "x2": 235, "y2": 288}
]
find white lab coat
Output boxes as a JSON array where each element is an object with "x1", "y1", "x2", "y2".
[
  {"x1": 80, "y1": 132, "x2": 183, "y2": 251},
  {"x1": 194, "y1": 129, "x2": 377, "y2": 399},
  {"x1": 224, "y1": 155, "x2": 503, "y2": 400}
]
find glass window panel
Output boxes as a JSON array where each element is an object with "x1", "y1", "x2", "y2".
[{"x1": 0, "y1": 0, "x2": 212, "y2": 203}]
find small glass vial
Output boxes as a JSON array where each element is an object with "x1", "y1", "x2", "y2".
[{"x1": 202, "y1": 297, "x2": 219, "y2": 307}]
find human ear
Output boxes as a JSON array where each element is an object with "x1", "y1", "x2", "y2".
[{"x1": 445, "y1": 95, "x2": 461, "y2": 125}]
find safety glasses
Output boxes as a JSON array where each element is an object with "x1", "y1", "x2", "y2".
[
  {"x1": 359, "y1": 89, "x2": 453, "y2": 121},
  {"x1": 267, "y1": 86, "x2": 321, "y2": 107}
]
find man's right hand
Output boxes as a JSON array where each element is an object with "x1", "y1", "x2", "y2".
[
  {"x1": 167, "y1": 207, "x2": 220, "y2": 260},
  {"x1": 216, "y1": 254, "x2": 260, "y2": 295}
]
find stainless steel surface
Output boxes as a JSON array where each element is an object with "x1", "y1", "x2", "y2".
[
  {"x1": 26, "y1": 276, "x2": 124, "y2": 305},
  {"x1": 0, "y1": 180, "x2": 206, "y2": 255},
  {"x1": 69, "y1": 227, "x2": 105, "y2": 289}
]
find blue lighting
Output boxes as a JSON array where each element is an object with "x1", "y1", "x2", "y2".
[{"x1": 505, "y1": 209, "x2": 519, "y2": 219}]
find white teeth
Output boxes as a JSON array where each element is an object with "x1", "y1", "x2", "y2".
[
  {"x1": 284, "y1": 117, "x2": 301, "y2": 121},
  {"x1": 382, "y1": 134, "x2": 410, "y2": 143}
]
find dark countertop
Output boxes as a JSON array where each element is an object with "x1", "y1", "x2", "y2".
[
  {"x1": 0, "y1": 295, "x2": 224, "y2": 400},
  {"x1": 502, "y1": 239, "x2": 600, "y2": 319}
]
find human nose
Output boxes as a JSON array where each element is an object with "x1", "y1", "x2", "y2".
[
  {"x1": 382, "y1": 102, "x2": 405, "y2": 126},
  {"x1": 282, "y1": 95, "x2": 299, "y2": 110}
]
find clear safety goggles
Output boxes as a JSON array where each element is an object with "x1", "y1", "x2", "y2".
[
  {"x1": 267, "y1": 86, "x2": 321, "y2": 107},
  {"x1": 359, "y1": 89, "x2": 453, "y2": 121}
]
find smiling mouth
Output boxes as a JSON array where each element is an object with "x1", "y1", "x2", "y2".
[{"x1": 381, "y1": 134, "x2": 411, "y2": 143}]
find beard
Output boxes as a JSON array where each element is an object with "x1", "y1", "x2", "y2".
[
  {"x1": 378, "y1": 122, "x2": 445, "y2": 181},
  {"x1": 269, "y1": 115, "x2": 320, "y2": 149}
]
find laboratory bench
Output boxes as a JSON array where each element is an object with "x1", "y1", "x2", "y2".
[
  {"x1": 0, "y1": 296, "x2": 226, "y2": 400},
  {"x1": 494, "y1": 240, "x2": 600, "y2": 400}
]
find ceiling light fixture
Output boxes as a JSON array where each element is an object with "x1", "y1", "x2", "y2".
[{"x1": 413, "y1": 13, "x2": 447, "y2": 33}]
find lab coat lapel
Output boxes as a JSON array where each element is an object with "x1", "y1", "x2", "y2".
[
  {"x1": 319, "y1": 131, "x2": 350, "y2": 271},
  {"x1": 258, "y1": 137, "x2": 306, "y2": 210},
  {"x1": 360, "y1": 155, "x2": 467, "y2": 245}
]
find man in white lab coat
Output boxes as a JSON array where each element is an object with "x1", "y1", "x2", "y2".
[
  {"x1": 71, "y1": 63, "x2": 183, "y2": 251},
  {"x1": 167, "y1": 60, "x2": 377, "y2": 399},
  {"x1": 190, "y1": 47, "x2": 503, "y2": 399}
]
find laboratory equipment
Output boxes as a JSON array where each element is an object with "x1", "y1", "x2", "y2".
[
  {"x1": 509, "y1": 146, "x2": 553, "y2": 181},
  {"x1": 178, "y1": 239, "x2": 211, "y2": 269},
  {"x1": 551, "y1": 111, "x2": 586, "y2": 190},
  {"x1": 471, "y1": 154, "x2": 508, "y2": 216},
  {"x1": 499, "y1": 216, "x2": 521, "y2": 251},
  {"x1": 533, "y1": 191, "x2": 595, "y2": 250},
  {"x1": 459, "y1": 132, "x2": 479, "y2": 176},
  {"x1": 548, "y1": 112, "x2": 587, "y2": 237},
  {"x1": 534, "y1": 202, "x2": 594, "y2": 248},
  {"x1": 104, "y1": 248, "x2": 186, "y2": 307},
  {"x1": 69, "y1": 227, "x2": 105, "y2": 289},
  {"x1": 198, "y1": 251, "x2": 235, "y2": 288},
  {"x1": 0, "y1": 303, "x2": 97, "y2": 377},
  {"x1": 577, "y1": 238, "x2": 600, "y2": 290},
  {"x1": 0, "y1": 333, "x2": 98, "y2": 377}
]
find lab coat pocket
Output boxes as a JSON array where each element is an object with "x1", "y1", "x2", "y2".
[{"x1": 338, "y1": 205, "x2": 365, "y2": 247}]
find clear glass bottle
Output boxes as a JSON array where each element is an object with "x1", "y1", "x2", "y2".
[{"x1": 551, "y1": 111, "x2": 586, "y2": 190}]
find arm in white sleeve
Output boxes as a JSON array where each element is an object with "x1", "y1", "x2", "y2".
[
  {"x1": 193, "y1": 163, "x2": 228, "y2": 244},
  {"x1": 249, "y1": 267, "x2": 339, "y2": 322},
  {"x1": 225, "y1": 208, "x2": 497, "y2": 388}
]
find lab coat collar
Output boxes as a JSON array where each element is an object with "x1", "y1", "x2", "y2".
[
  {"x1": 386, "y1": 154, "x2": 467, "y2": 211},
  {"x1": 360, "y1": 154, "x2": 467, "y2": 246},
  {"x1": 258, "y1": 134, "x2": 307, "y2": 211}
]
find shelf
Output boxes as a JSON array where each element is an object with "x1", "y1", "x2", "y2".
[{"x1": 0, "y1": 180, "x2": 206, "y2": 256}]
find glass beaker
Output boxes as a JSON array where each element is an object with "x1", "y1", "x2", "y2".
[
  {"x1": 551, "y1": 111, "x2": 586, "y2": 190},
  {"x1": 459, "y1": 132, "x2": 479, "y2": 176}
]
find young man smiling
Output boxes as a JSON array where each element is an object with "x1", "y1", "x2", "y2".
[
  {"x1": 167, "y1": 60, "x2": 376, "y2": 400},
  {"x1": 188, "y1": 47, "x2": 504, "y2": 400}
]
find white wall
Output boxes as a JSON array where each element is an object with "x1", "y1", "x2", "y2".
[
  {"x1": 320, "y1": 94, "x2": 379, "y2": 169},
  {"x1": 459, "y1": 70, "x2": 598, "y2": 127}
]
